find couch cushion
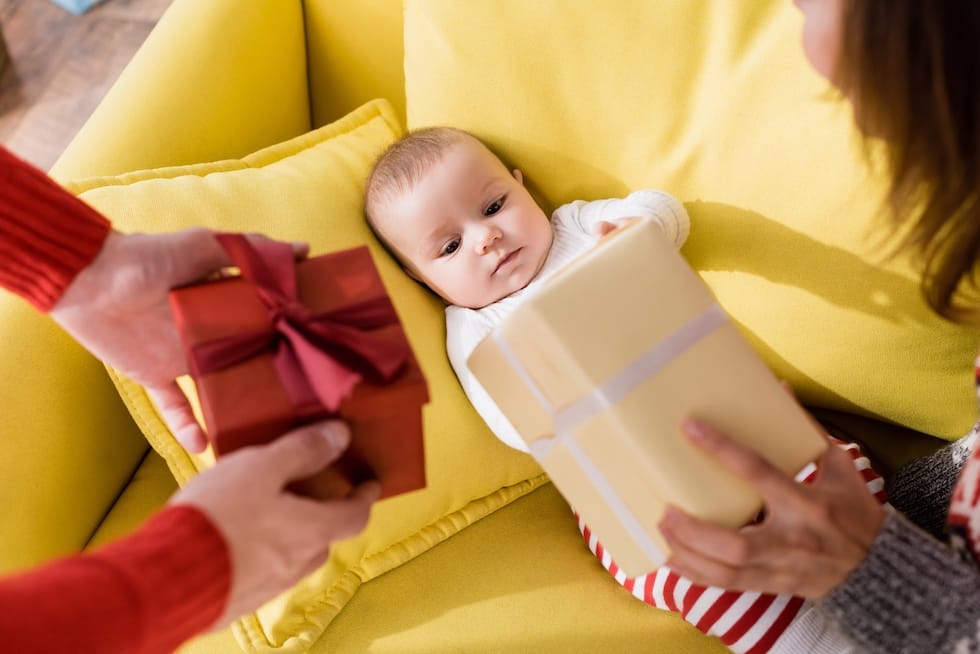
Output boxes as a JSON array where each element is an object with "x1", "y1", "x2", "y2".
[
  {"x1": 312, "y1": 482, "x2": 726, "y2": 653},
  {"x1": 51, "y1": 0, "x2": 310, "y2": 182},
  {"x1": 175, "y1": 483, "x2": 725, "y2": 653},
  {"x1": 85, "y1": 450, "x2": 178, "y2": 549},
  {"x1": 403, "y1": 0, "x2": 980, "y2": 440},
  {"x1": 0, "y1": 302, "x2": 148, "y2": 575},
  {"x1": 303, "y1": 0, "x2": 407, "y2": 128},
  {"x1": 66, "y1": 98, "x2": 545, "y2": 652}
]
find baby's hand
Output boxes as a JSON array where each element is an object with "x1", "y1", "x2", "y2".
[{"x1": 592, "y1": 217, "x2": 639, "y2": 239}]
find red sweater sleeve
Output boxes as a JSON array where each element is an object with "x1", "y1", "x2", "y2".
[
  {"x1": 0, "y1": 150, "x2": 232, "y2": 649},
  {"x1": 0, "y1": 505, "x2": 231, "y2": 654},
  {"x1": 0, "y1": 146, "x2": 111, "y2": 312}
]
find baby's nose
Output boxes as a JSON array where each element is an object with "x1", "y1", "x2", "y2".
[{"x1": 473, "y1": 224, "x2": 502, "y2": 254}]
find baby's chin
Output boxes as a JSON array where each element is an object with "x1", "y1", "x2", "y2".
[
  {"x1": 474, "y1": 276, "x2": 539, "y2": 308},
  {"x1": 454, "y1": 293, "x2": 507, "y2": 310}
]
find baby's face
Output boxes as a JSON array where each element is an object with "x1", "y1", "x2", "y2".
[{"x1": 379, "y1": 137, "x2": 553, "y2": 308}]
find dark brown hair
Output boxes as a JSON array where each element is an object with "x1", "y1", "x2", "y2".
[{"x1": 836, "y1": 0, "x2": 980, "y2": 323}]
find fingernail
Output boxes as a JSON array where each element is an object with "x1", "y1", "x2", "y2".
[
  {"x1": 682, "y1": 419, "x2": 707, "y2": 442},
  {"x1": 324, "y1": 422, "x2": 350, "y2": 450}
]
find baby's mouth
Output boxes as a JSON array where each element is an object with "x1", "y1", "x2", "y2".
[{"x1": 493, "y1": 248, "x2": 521, "y2": 275}]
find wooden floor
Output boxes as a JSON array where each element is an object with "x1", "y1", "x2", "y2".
[{"x1": 0, "y1": 0, "x2": 171, "y2": 170}]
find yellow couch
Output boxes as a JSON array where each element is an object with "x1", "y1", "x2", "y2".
[{"x1": 3, "y1": 0, "x2": 972, "y2": 652}]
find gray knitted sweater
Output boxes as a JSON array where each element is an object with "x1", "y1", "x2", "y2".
[{"x1": 820, "y1": 433, "x2": 980, "y2": 653}]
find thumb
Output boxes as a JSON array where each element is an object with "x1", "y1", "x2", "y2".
[
  {"x1": 171, "y1": 229, "x2": 309, "y2": 286},
  {"x1": 262, "y1": 421, "x2": 351, "y2": 485},
  {"x1": 810, "y1": 441, "x2": 864, "y2": 495}
]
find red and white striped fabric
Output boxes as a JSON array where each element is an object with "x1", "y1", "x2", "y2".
[
  {"x1": 947, "y1": 440, "x2": 980, "y2": 558},
  {"x1": 578, "y1": 438, "x2": 887, "y2": 654},
  {"x1": 947, "y1": 354, "x2": 980, "y2": 563}
]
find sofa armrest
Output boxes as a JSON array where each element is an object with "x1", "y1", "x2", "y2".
[
  {"x1": 50, "y1": 0, "x2": 311, "y2": 181},
  {"x1": 0, "y1": 300, "x2": 150, "y2": 574}
]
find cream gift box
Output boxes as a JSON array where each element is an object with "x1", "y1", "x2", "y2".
[{"x1": 467, "y1": 217, "x2": 828, "y2": 577}]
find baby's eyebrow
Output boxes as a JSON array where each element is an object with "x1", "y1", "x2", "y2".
[
  {"x1": 414, "y1": 228, "x2": 449, "y2": 258},
  {"x1": 422, "y1": 225, "x2": 447, "y2": 246}
]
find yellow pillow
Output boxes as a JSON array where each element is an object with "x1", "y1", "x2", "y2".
[
  {"x1": 67, "y1": 99, "x2": 545, "y2": 652},
  {"x1": 404, "y1": 0, "x2": 980, "y2": 440}
]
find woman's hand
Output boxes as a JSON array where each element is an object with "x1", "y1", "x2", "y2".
[
  {"x1": 49, "y1": 228, "x2": 307, "y2": 452},
  {"x1": 658, "y1": 418, "x2": 885, "y2": 599},
  {"x1": 170, "y1": 419, "x2": 381, "y2": 628}
]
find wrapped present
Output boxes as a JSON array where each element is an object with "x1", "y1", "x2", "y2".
[
  {"x1": 170, "y1": 233, "x2": 428, "y2": 500},
  {"x1": 467, "y1": 218, "x2": 826, "y2": 576}
]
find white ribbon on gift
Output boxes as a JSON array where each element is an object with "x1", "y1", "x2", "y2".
[{"x1": 493, "y1": 303, "x2": 729, "y2": 567}]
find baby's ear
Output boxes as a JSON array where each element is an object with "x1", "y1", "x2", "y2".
[{"x1": 512, "y1": 168, "x2": 524, "y2": 185}]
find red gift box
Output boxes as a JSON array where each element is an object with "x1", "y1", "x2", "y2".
[{"x1": 170, "y1": 234, "x2": 428, "y2": 500}]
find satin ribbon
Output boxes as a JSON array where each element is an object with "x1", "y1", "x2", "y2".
[
  {"x1": 188, "y1": 233, "x2": 409, "y2": 414},
  {"x1": 494, "y1": 303, "x2": 729, "y2": 565}
]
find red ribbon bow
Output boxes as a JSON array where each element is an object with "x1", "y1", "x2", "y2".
[{"x1": 187, "y1": 233, "x2": 409, "y2": 414}]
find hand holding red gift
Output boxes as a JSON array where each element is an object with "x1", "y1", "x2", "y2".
[
  {"x1": 50, "y1": 228, "x2": 310, "y2": 453},
  {"x1": 171, "y1": 234, "x2": 429, "y2": 500}
]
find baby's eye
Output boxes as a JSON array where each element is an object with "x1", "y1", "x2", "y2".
[
  {"x1": 441, "y1": 239, "x2": 460, "y2": 256},
  {"x1": 484, "y1": 196, "x2": 505, "y2": 216}
]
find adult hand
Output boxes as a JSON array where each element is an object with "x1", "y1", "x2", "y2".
[
  {"x1": 658, "y1": 418, "x2": 885, "y2": 599},
  {"x1": 170, "y1": 419, "x2": 381, "y2": 628},
  {"x1": 49, "y1": 228, "x2": 308, "y2": 452}
]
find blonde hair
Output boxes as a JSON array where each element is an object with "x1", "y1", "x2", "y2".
[{"x1": 364, "y1": 127, "x2": 474, "y2": 257}]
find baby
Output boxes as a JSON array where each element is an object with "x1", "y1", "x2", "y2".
[
  {"x1": 365, "y1": 127, "x2": 873, "y2": 653},
  {"x1": 365, "y1": 126, "x2": 688, "y2": 450}
]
